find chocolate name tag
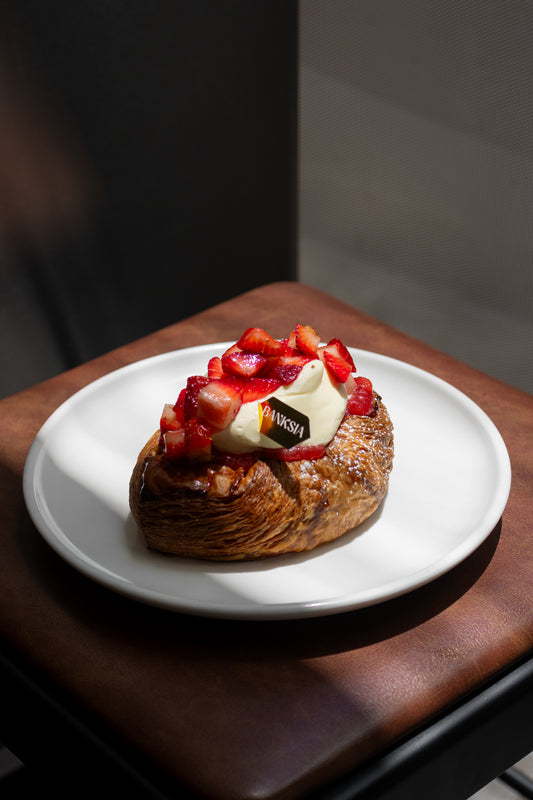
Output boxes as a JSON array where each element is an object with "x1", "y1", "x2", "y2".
[{"x1": 259, "y1": 397, "x2": 310, "y2": 448}]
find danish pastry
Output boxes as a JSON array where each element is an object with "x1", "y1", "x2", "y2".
[{"x1": 129, "y1": 324, "x2": 393, "y2": 560}]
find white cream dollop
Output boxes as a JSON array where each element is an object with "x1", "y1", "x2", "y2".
[{"x1": 212, "y1": 360, "x2": 347, "y2": 454}]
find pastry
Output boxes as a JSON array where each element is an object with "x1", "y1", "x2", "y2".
[{"x1": 129, "y1": 324, "x2": 394, "y2": 560}]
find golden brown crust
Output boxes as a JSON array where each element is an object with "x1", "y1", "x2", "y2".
[{"x1": 129, "y1": 396, "x2": 394, "y2": 561}]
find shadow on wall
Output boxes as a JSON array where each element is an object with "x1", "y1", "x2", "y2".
[{"x1": 0, "y1": 2, "x2": 298, "y2": 399}]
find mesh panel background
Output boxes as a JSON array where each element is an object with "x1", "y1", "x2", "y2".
[{"x1": 298, "y1": 0, "x2": 533, "y2": 393}]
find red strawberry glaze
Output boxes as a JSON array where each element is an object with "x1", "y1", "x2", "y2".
[
  {"x1": 267, "y1": 444, "x2": 327, "y2": 462},
  {"x1": 211, "y1": 444, "x2": 326, "y2": 468}
]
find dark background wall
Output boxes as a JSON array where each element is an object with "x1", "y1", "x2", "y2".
[
  {"x1": 298, "y1": 0, "x2": 533, "y2": 394},
  {"x1": 0, "y1": 2, "x2": 298, "y2": 398}
]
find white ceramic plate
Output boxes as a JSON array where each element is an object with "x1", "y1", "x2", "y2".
[{"x1": 23, "y1": 344, "x2": 511, "y2": 620}]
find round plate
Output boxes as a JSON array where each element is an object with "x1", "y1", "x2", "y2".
[{"x1": 23, "y1": 344, "x2": 511, "y2": 620}]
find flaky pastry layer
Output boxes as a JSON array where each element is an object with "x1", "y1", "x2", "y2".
[{"x1": 129, "y1": 397, "x2": 393, "y2": 561}]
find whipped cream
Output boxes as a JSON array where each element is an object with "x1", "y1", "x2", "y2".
[{"x1": 212, "y1": 360, "x2": 348, "y2": 454}]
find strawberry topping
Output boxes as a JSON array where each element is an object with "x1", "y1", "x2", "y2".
[
  {"x1": 318, "y1": 338, "x2": 355, "y2": 383},
  {"x1": 346, "y1": 375, "x2": 375, "y2": 416},
  {"x1": 161, "y1": 428, "x2": 186, "y2": 459},
  {"x1": 221, "y1": 350, "x2": 268, "y2": 377},
  {"x1": 183, "y1": 375, "x2": 210, "y2": 420},
  {"x1": 207, "y1": 356, "x2": 225, "y2": 380},
  {"x1": 271, "y1": 364, "x2": 304, "y2": 384},
  {"x1": 237, "y1": 327, "x2": 284, "y2": 356},
  {"x1": 286, "y1": 329, "x2": 298, "y2": 350},
  {"x1": 295, "y1": 323, "x2": 320, "y2": 357},
  {"x1": 157, "y1": 324, "x2": 375, "y2": 464},
  {"x1": 263, "y1": 354, "x2": 311, "y2": 383},
  {"x1": 160, "y1": 403, "x2": 183, "y2": 433},
  {"x1": 239, "y1": 377, "x2": 283, "y2": 402},
  {"x1": 173, "y1": 388, "x2": 186, "y2": 420},
  {"x1": 197, "y1": 381, "x2": 242, "y2": 430},
  {"x1": 184, "y1": 418, "x2": 213, "y2": 462}
]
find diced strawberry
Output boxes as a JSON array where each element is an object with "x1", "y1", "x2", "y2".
[
  {"x1": 282, "y1": 354, "x2": 311, "y2": 368},
  {"x1": 286, "y1": 329, "x2": 298, "y2": 350},
  {"x1": 237, "y1": 327, "x2": 284, "y2": 356},
  {"x1": 217, "y1": 375, "x2": 282, "y2": 403},
  {"x1": 329, "y1": 338, "x2": 355, "y2": 371},
  {"x1": 344, "y1": 373, "x2": 356, "y2": 396},
  {"x1": 221, "y1": 350, "x2": 268, "y2": 377},
  {"x1": 161, "y1": 428, "x2": 186, "y2": 459},
  {"x1": 355, "y1": 376, "x2": 372, "y2": 392},
  {"x1": 184, "y1": 418, "x2": 212, "y2": 462},
  {"x1": 273, "y1": 365, "x2": 303, "y2": 384},
  {"x1": 207, "y1": 356, "x2": 225, "y2": 380},
  {"x1": 216, "y1": 376, "x2": 244, "y2": 398},
  {"x1": 221, "y1": 343, "x2": 242, "y2": 358},
  {"x1": 347, "y1": 376, "x2": 374, "y2": 416},
  {"x1": 264, "y1": 354, "x2": 311, "y2": 383},
  {"x1": 267, "y1": 444, "x2": 326, "y2": 462},
  {"x1": 319, "y1": 339, "x2": 355, "y2": 383},
  {"x1": 173, "y1": 388, "x2": 187, "y2": 423},
  {"x1": 160, "y1": 403, "x2": 183, "y2": 433},
  {"x1": 347, "y1": 391, "x2": 374, "y2": 416},
  {"x1": 183, "y1": 375, "x2": 210, "y2": 419},
  {"x1": 319, "y1": 349, "x2": 351, "y2": 383},
  {"x1": 197, "y1": 381, "x2": 242, "y2": 430},
  {"x1": 295, "y1": 323, "x2": 320, "y2": 357},
  {"x1": 278, "y1": 337, "x2": 298, "y2": 355},
  {"x1": 240, "y1": 377, "x2": 282, "y2": 402}
]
